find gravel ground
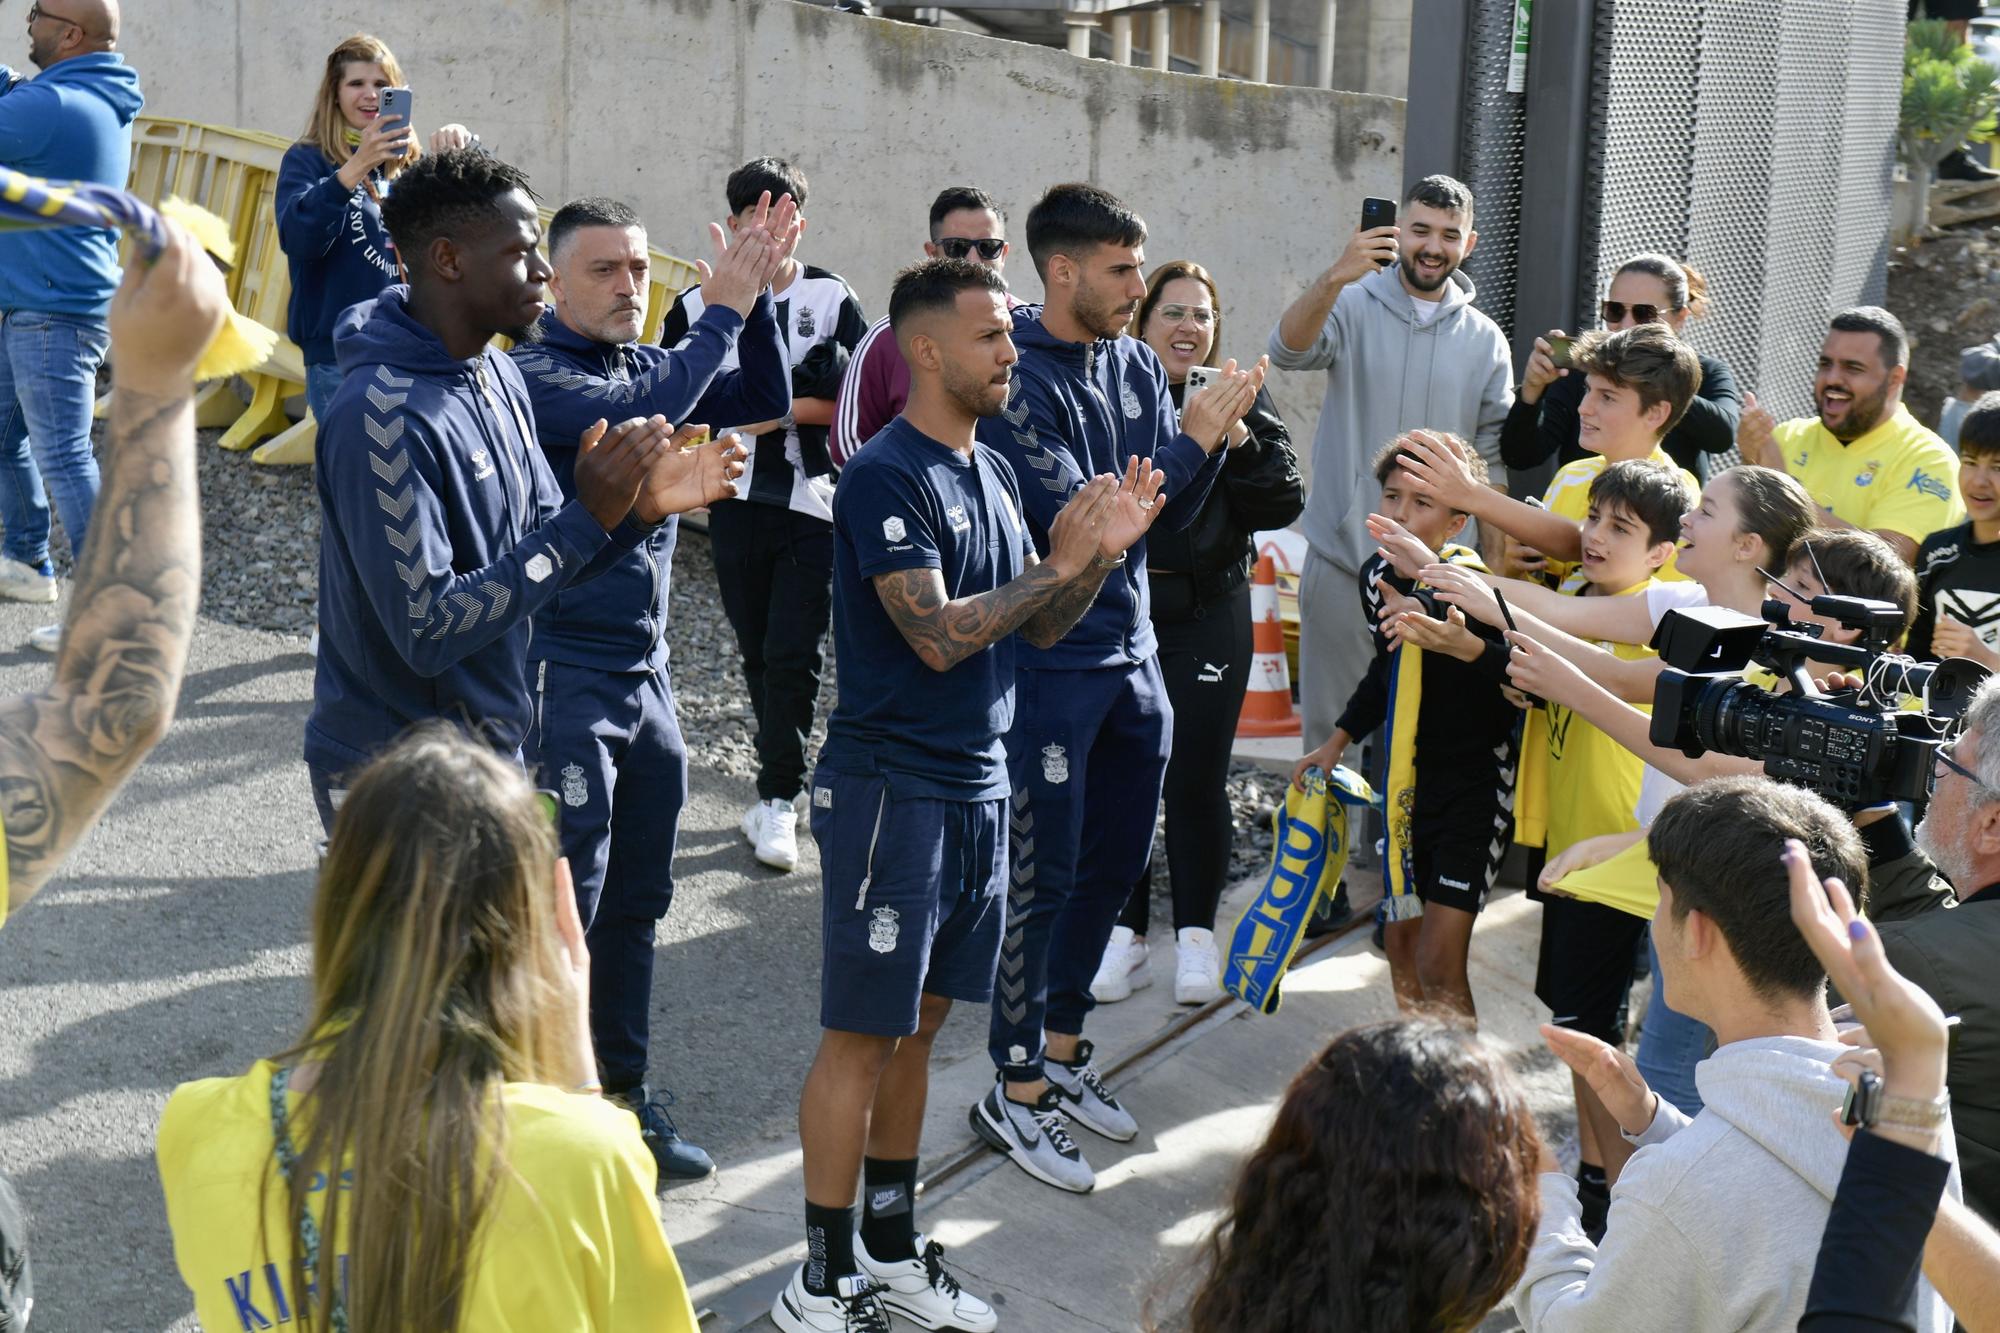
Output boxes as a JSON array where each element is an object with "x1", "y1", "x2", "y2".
[
  {"x1": 1884, "y1": 222, "x2": 2000, "y2": 431},
  {"x1": 181, "y1": 426, "x2": 1289, "y2": 897}
]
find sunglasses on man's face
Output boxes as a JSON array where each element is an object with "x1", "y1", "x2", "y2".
[
  {"x1": 1601, "y1": 300, "x2": 1675, "y2": 326},
  {"x1": 938, "y1": 237, "x2": 1005, "y2": 262}
]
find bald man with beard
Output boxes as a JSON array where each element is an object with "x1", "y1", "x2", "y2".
[{"x1": 0, "y1": 0, "x2": 143, "y2": 652}]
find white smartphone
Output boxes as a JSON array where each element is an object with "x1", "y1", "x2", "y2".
[
  {"x1": 377, "y1": 87, "x2": 414, "y2": 142},
  {"x1": 1184, "y1": 365, "x2": 1221, "y2": 395}
]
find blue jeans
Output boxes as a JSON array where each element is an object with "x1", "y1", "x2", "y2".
[
  {"x1": 1636, "y1": 930, "x2": 1711, "y2": 1116},
  {"x1": 0, "y1": 310, "x2": 109, "y2": 570},
  {"x1": 304, "y1": 360, "x2": 343, "y2": 426}
]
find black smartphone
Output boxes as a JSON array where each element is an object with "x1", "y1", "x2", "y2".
[
  {"x1": 1492, "y1": 588, "x2": 1543, "y2": 708},
  {"x1": 1361, "y1": 196, "x2": 1397, "y2": 231}
]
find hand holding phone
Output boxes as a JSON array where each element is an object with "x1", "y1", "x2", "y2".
[
  {"x1": 1545, "y1": 335, "x2": 1575, "y2": 371},
  {"x1": 1336, "y1": 198, "x2": 1399, "y2": 284},
  {"x1": 377, "y1": 87, "x2": 415, "y2": 146},
  {"x1": 1183, "y1": 365, "x2": 1218, "y2": 396}
]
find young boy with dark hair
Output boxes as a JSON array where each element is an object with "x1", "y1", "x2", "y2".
[
  {"x1": 1910, "y1": 392, "x2": 2000, "y2": 665},
  {"x1": 1294, "y1": 431, "x2": 1518, "y2": 1021}
]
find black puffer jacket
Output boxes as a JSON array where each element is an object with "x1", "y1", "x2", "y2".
[{"x1": 1146, "y1": 383, "x2": 1304, "y2": 605}]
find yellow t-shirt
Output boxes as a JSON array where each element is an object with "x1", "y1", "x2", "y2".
[
  {"x1": 1540, "y1": 574, "x2": 1659, "y2": 860},
  {"x1": 1539, "y1": 445, "x2": 1697, "y2": 584},
  {"x1": 1773, "y1": 405, "x2": 1964, "y2": 542},
  {"x1": 157, "y1": 1061, "x2": 698, "y2": 1333}
]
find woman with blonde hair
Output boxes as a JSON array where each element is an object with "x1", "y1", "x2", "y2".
[
  {"x1": 157, "y1": 726, "x2": 697, "y2": 1332},
  {"x1": 275, "y1": 34, "x2": 473, "y2": 425}
]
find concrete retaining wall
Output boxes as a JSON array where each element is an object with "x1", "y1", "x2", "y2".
[{"x1": 125, "y1": 0, "x2": 1406, "y2": 452}]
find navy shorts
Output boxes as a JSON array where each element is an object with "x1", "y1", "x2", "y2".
[
  {"x1": 811, "y1": 768, "x2": 1006, "y2": 1037},
  {"x1": 1411, "y1": 802, "x2": 1509, "y2": 916}
]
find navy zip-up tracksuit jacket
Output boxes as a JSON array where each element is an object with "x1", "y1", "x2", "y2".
[
  {"x1": 974, "y1": 305, "x2": 1225, "y2": 670},
  {"x1": 512, "y1": 296, "x2": 791, "y2": 672},
  {"x1": 306, "y1": 287, "x2": 655, "y2": 772}
]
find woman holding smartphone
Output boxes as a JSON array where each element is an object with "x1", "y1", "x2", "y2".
[
  {"x1": 1091, "y1": 261, "x2": 1304, "y2": 1006},
  {"x1": 157, "y1": 727, "x2": 699, "y2": 1333},
  {"x1": 1501, "y1": 253, "x2": 1742, "y2": 481},
  {"x1": 276, "y1": 34, "x2": 473, "y2": 424}
]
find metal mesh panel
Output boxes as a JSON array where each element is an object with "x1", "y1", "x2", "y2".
[{"x1": 1456, "y1": 0, "x2": 1528, "y2": 336}]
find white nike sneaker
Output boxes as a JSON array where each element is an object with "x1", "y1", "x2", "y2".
[
  {"x1": 854, "y1": 1232, "x2": 997, "y2": 1332},
  {"x1": 1088, "y1": 925, "x2": 1151, "y2": 1004},
  {"x1": 755, "y1": 797, "x2": 800, "y2": 871},
  {"x1": 970, "y1": 1083, "x2": 1095, "y2": 1192},
  {"x1": 1174, "y1": 927, "x2": 1223, "y2": 1006},
  {"x1": 771, "y1": 1268, "x2": 891, "y2": 1333},
  {"x1": 0, "y1": 558, "x2": 55, "y2": 604}
]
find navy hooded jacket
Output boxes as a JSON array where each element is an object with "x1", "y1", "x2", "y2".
[
  {"x1": 0, "y1": 53, "x2": 144, "y2": 316},
  {"x1": 511, "y1": 293, "x2": 791, "y2": 673},
  {"x1": 306, "y1": 287, "x2": 654, "y2": 772},
  {"x1": 275, "y1": 141, "x2": 401, "y2": 367},
  {"x1": 974, "y1": 305, "x2": 1224, "y2": 670}
]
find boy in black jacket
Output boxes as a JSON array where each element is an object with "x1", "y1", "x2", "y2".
[
  {"x1": 1293, "y1": 434, "x2": 1519, "y2": 1021},
  {"x1": 1911, "y1": 392, "x2": 2000, "y2": 666}
]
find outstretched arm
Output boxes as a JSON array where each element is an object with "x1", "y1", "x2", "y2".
[{"x1": 0, "y1": 224, "x2": 225, "y2": 907}]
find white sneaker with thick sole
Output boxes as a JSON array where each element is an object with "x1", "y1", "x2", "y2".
[
  {"x1": 1046, "y1": 1039, "x2": 1138, "y2": 1141},
  {"x1": 755, "y1": 797, "x2": 799, "y2": 871},
  {"x1": 1088, "y1": 925, "x2": 1151, "y2": 1004},
  {"x1": 0, "y1": 558, "x2": 55, "y2": 604},
  {"x1": 771, "y1": 1269, "x2": 891, "y2": 1333},
  {"x1": 854, "y1": 1233, "x2": 997, "y2": 1332},
  {"x1": 740, "y1": 800, "x2": 766, "y2": 847},
  {"x1": 970, "y1": 1083, "x2": 1094, "y2": 1192},
  {"x1": 27, "y1": 623, "x2": 60, "y2": 654},
  {"x1": 1174, "y1": 926, "x2": 1223, "y2": 1005}
]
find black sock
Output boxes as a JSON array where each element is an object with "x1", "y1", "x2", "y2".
[
  {"x1": 1576, "y1": 1163, "x2": 1610, "y2": 1243},
  {"x1": 803, "y1": 1202, "x2": 856, "y2": 1297},
  {"x1": 860, "y1": 1157, "x2": 920, "y2": 1262}
]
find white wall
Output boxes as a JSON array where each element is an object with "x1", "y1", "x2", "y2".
[{"x1": 124, "y1": 0, "x2": 1406, "y2": 447}]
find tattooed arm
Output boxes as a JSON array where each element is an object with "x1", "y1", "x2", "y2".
[
  {"x1": 0, "y1": 224, "x2": 226, "y2": 909},
  {"x1": 873, "y1": 554, "x2": 1113, "y2": 672}
]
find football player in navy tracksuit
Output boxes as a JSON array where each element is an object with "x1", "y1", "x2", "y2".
[
  {"x1": 968, "y1": 185, "x2": 1266, "y2": 1193},
  {"x1": 511, "y1": 193, "x2": 795, "y2": 1179},
  {"x1": 308, "y1": 151, "x2": 744, "y2": 829}
]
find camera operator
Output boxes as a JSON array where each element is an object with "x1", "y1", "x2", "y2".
[{"x1": 1859, "y1": 673, "x2": 2000, "y2": 1228}]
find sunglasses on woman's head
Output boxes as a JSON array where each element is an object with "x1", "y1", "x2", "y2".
[
  {"x1": 1601, "y1": 300, "x2": 1676, "y2": 325},
  {"x1": 939, "y1": 238, "x2": 1006, "y2": 261}
]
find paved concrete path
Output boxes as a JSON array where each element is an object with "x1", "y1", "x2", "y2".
[{"x1": 0, "y1": 598, "x2": 1573, "y2": 1331}]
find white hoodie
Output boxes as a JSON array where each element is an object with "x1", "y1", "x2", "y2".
[{"x1": 1512, "y1": 1035, "x2": 1959, "y2": 1331}]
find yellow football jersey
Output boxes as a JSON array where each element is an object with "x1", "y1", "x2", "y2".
[
  {"x1": 1773, "y1": 405, "x2": 1964, "y2": 542},
  {"x1": 1539, "y1": 445, "x2": 1697, "y2": 585}
]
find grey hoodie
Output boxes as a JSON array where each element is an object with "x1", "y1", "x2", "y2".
[
  {"x1": 1266, "y1": 264, "x2": 1513, "y2": 574},
  {"x1": 1512, "y1": 1035, "x2": 1958, "y2": 1332}
]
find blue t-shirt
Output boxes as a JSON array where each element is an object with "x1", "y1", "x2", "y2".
[{"x1": 819, "y1": 418, "x2": 1034, "y2": 800}]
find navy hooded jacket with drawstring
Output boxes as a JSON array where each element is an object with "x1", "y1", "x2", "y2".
[
  {"x1": 974, "y1": 304, "x2": 1225, "y2": 670},
  {"x1": 510, "y1": 293, "x2": 791, "y2": 673},
  {"x1": 306, "y1": 286, "x2": 656, "y2": 772}
]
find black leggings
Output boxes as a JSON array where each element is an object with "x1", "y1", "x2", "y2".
[{"x1": 1118, "y1": 575, "x2": 1253, "y2": 936}]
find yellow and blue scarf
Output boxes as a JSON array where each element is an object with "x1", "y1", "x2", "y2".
[{"x1": 1224, "y1": 764, "x2": 1377, "y2": 1014}]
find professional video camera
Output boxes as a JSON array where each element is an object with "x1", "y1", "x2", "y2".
[{"x1": 1650, "y1": 590, "x2": 1990, "y2": 807}]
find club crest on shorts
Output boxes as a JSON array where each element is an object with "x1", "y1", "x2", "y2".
[
  {"x1": 1120, "y1": 380, "x2": 1143, "y2": 420},
  {"x1": 882, "y1": 516, "x2": 907, "y2": 543},
  {"x1": 1041, "y1": 743, "x2": 1069, "y2": 785},
  {"x1": 560, "y1": 763, "x2": 588, "y2": 807},
  {"x1": 868, "y1": 906, "x2": 900, "y2": 954}
]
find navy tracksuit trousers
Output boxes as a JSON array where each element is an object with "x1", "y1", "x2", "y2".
[
  {"x1": 990, "y1": 657, "x2": 1171, "y2": 1083},
  {"x1": 525, "y1": 659, "x2": 687, "y2": 1093}
]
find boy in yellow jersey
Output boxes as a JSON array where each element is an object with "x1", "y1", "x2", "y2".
[
  {"x1": 1528, "y1": 458, "x2": 1694, "y2": 1239},
  {"x1": 1739, "y1": 306, "x2": 1963, "y2": 565},
  {"x1": 1396, "y1": 323, "x2": 1702, "y2": 584}
]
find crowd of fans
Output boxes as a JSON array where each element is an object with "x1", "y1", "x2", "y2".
[{"x1": 6, "y1": 6, "x2": 2000, "y2": 1332}]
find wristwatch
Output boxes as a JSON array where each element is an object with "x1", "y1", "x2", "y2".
[{"x1": 1841, "y1": 1068, "x2": 1951, "y2": 1131}]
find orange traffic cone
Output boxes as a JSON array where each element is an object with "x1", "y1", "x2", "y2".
[{"x1": 1238, "y1": 554, "x2": 1301, "y2": 737}]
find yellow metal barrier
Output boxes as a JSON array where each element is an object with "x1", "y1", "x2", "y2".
[{"x1": 118, "y1": 115, "x2": 702, "y2": 466}]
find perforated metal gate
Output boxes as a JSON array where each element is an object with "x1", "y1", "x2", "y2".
[{"x1": 1416, "y1": 0, "x2": 1903, "y2": 430}]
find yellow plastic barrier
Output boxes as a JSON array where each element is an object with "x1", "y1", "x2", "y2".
[{"x1": 116, "y1": 115, "x2": 702, "y2": 466}]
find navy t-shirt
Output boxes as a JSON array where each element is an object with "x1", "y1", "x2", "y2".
[{"x1": 819, "y1": 418, "x2": 1034, "y2": 800}]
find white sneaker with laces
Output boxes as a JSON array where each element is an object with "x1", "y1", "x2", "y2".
[
  {"x1": 1088, "y1": 925, "x2": 1150, "y2": 1004},
  {"x1": 970, "y1": 1083, "x2": 1095, "y2": 1192},
  {"x1": 771, "y1": 1269, "x2": 891, "y2": 1333},
  {"x1": 740, "y1": 799, "x2": 767, "y2": 847},
  {"x1": 755, "y1": 797, "x2": 799, "y2": 871},
  {"x1": 1174, "y1": 926, "x2": 1223, "y2": 1005},
  {"x1": 0, "y1": 558, "x2": 55, "y2": 604},
  {"x1": 854, "y1": 1232, "x2": 997, "y2": 1332},
  {"x1": 1046, "y1": 1039, "x2": 1138, "y2": 1141},
  {"x1": 28, "y1": 623, "x2": 60, "y2": 654}
]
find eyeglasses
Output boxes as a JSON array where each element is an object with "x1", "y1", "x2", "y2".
[
  {"x1": 26, "y1": 1, "x2": 79, "y2": 25},
  {"x1": 938, "y1": 238, "x2": 1005, "y2": 262},
  {"x1": 1155, "y1": 304, "x2": 1215, "y2": 327},
  {"x1": 1933, "y1": 738, "x2": 1985, "y2": 791},
  {"x1": 1601, "y1": 300, "x2": 1679, "y2": 326}
]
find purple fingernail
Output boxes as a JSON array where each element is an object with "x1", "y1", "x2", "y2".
[{"x1": 1848, "y1": 919, "x2": 1868, "y2": 941}]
